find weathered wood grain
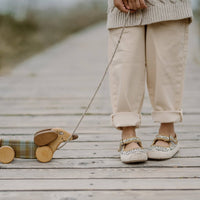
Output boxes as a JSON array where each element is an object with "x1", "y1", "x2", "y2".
[
  {"x1": 1, "y1": 132, "x2": 200, "y2": 140},
  {"x1": 0, "y1": 168, "x2": 199, "y2": 179},
  {"x1": 1, "y1": 125, "x2": 200, "y2": 135},
  {"x1": 1, "y1": 191, "x2": 200, "y2": 200},
  {"x1": 1, "y1": 179, "x2": 200, "y2": 191},
  {"x1": 47, "y1": 148, "x2": 200, "y2": 158},
  {"x1": 0, "y1": 114, "x2": 199, "y2": 128},
  {"x1": 0, "y1": 157, "x2": 200, "y2": 169},
  {"x1": 0, "y1": 139, "x2": 199, "y2": 149}
]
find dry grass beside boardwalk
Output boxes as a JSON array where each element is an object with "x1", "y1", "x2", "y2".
[{"x1": 0, "y1": 1, "x2": 106, "y2": 74}]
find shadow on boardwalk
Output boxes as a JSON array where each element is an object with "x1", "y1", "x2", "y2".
[{"x1": 0, "y1": 21, "x2": 200, "y2": 199}]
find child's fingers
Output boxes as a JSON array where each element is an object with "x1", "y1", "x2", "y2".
[
  {"x1": 115, "y1": 0, "x2": 129, "y2": 13},
  {"x1": 139, "y1": 0, "x2": 147, "y2": 9},
  {"x1": 135, "y1": 0, "x2": 141, "y2": 9},
  {"x1": 127, "y1": 0, "x2": 147, "y2": 10},
  {"x1": 127, "y1": 0, "x2": 136, "y2": 10},
  {"x1": 123, "y1": 0, "x2": 130, "y2": 9}
]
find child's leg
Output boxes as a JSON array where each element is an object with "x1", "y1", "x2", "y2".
[
  {"x1": 108, "y1": 26, "x2": 146, "y2": 131},
  {"x1": 146, "y1": 19, "x2": 189, "y2": 144}
]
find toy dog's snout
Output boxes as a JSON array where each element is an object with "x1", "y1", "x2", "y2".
[{"x1": 72, "y1": 134, "x2": 78, "y2": 140}]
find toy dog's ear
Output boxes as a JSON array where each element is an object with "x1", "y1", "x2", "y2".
[{"x1": 34, "y1": 129, "x2": 58, "y2": 146}]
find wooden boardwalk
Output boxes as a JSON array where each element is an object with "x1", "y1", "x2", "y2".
[{"x1": 0, "y1": 21, "x2": 200, "y2": 199}]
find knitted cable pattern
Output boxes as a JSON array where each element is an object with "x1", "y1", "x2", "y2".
[
  {"x1": 146, "y1": 0, "x2": 183, "y2": 6},
  {"x1": 107, "y1": 0, "x2": 193, "y2": 29}
]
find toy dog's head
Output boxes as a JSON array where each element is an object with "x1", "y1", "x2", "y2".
[
  {"x1": 52, "y1": 128, "x2": 78, "y2": 141},
  {"x1": 34, "y1": 128, "x2": 78, "y2": 147},
  {"x1": 34, "y1": 128, "x2": 78, "y2": 163}
]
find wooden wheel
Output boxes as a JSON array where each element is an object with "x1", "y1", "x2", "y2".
[
  {"x1": 36, "y1": 146, "x2": 53, "y2": 163},
  {"x1": 0, "y1": 146, "x2": 15, "y2": 164}
]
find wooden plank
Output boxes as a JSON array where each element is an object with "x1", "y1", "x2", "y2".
[
  {"x1": 0, "y1": 168, "x2": 199, "y2": 179},
  {"x1": 0, "y1": 98, "x2": 199, "y2": 115},
  {"x1": 0, "y1": 146, "x2": 199, "y2": 160},
  {"x1": 0, "y1": 125, "x2": 200, "y2": 135},
  {"x1": 0, "y1": 191, "x2": 200, "y2": 200},
  {"x1": 0, "y1": 140, "x2": 198, "y2": 149},
  {"x1": 1, "y1": 179, "x2": 200, "y2": 191},
  {"x1": 0, "y1": 100, "x2": 198, "y2": 114},
  {"x1": 51, "y1": 148, "x2": 200, "y2": 158},
  {"x1": 0, "y1": 157, "x2": 200, "y2": 169},
  {"x1": 0, "y1": 99, "x2": 112, "y2": 115},
  {"x1": 0, "y1": 132, "x2": 200, "y2": 141},
  {"x1": 60, "y1": 141, "x2": 200, "y2": 149},
  {"x1": 0, "y1": 114, "x2": 199, "y2": 128}
]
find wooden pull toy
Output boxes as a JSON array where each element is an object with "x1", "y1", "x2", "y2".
[
  {"x1": 35, "y1": 128, "x2": 78, "y2": 163},
  {"x1": 0, "y1": 128, "x2": 78, "y2": 164}
]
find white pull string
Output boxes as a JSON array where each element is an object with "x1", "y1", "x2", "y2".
[{"x1": 58, "y1": 11, "x2": 130, "y2": 149}]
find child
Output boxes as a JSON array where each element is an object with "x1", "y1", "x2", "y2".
[{"x1": 107, "y1": 0, "x2": 193, "y2": 163}]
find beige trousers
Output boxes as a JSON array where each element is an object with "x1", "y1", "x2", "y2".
[{"x1": 108, "y1": 19, "x2": 190, "y2": 130}]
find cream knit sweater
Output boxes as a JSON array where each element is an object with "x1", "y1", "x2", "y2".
[{"x1": 107, "y1": 0, "x2": 193, "y2": 29}]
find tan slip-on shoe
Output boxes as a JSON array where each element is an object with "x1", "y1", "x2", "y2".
[
  {"x1": 148, "y1": 134, "x2": 180, "y2": 160},
  {"x1": 118, "y1": 137, "x2": 148, "y2": 163}
]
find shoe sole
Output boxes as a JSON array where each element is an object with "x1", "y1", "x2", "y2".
[
  {"x1": 121, "y1": 152, "x2": 148, "y2": 163},
  {"x1": 147, "y1": 143, "x2": 180, "y2": 160}
]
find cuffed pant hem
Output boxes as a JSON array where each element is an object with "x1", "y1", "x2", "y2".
[
  {"x1": 152, "y1": 110, "x2": 183, "y2": 123},
  {"x1": 110, "y1": 112, "x2": 141, "y2": 130}
]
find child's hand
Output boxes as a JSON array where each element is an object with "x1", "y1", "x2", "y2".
[
  {"x1": 114, "y1": 0, "x2": 130, "y2": 13},
  {"x1": 123, "y1": 0, "x2": 147, "y2": 10}
]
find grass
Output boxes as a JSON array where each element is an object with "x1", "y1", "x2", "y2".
[
  {"x1": 0, "y1": 1, "x2": 107, "y2": 74},
  {"x1": 0, "y1": 15, "x2": 39, "y2": 71}
]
